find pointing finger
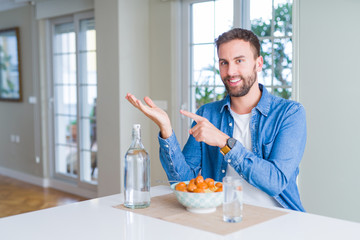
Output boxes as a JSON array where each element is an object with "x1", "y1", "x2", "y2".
[{"x1": 180, "y1": 110, "x2": 204, "y2": 123}]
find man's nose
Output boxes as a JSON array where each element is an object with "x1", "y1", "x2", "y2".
[{"x1": 227, "y1": 62, "x2": 237, "y2": 76}]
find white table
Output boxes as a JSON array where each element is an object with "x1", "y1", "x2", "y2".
[{"x1": 1, "y1": 185, "x2": 359, "y2": 240}]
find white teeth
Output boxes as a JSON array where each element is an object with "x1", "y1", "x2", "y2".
[{"x1": 229, "y1": 79, "x2": 240, "y2": 83}]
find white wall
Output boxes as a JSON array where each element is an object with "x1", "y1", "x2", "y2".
[
  {"x1": 148, "y1": 0, "x2": 175, "y2": 186},
  {"x1": 0, "y1": 6, "x2": 41, "y2": 177},
  {"x1": 36, "y1": 0, "x2": 94, "y2": 19},
  {"x1": 299, "y1": 0, "x2": 360, "y2": 222},
  {"x1": 94, "y1": 0, "x2": 121, "y2": 197},
  {"x1": 95, "y1": 0, "x2": 151, "y2": 197}
]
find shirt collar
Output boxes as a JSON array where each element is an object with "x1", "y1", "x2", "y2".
[
  {"x1": 255, "y1": 84, "x2": 271, "y2": 117},
  {"x1": 219, "y1": 84, "x2": 271, "y2": 117},
  {"x1": 220, "y1": 95, "x2": 231, "y2": 113}
]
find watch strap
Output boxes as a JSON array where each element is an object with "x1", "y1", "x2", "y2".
[
  {"x1": 220, "y1": 144, "x2": 231, "y2": 155},
  {"x1": 220, "y1": 137, "x2": 236, "y2": 156}
]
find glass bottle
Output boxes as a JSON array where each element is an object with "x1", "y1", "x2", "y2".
[{"x1": 124, "y1": 124, "x2": 150, "y2": 208}]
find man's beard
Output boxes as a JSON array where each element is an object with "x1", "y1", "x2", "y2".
[{"x1": 223, "y1": 65, "x2": 257, "y2": 97}]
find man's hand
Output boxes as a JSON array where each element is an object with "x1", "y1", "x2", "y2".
[
  {"x1": 125, "y1": 93, "x2": 172, "y2": 139},
  {"x1": 180, "y1": 110, "x2": 229, "y2": 148}
]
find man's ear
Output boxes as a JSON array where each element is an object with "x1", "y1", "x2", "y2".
[{"x1": 256, "y1": 56, "x2": 263, "y2": 72}]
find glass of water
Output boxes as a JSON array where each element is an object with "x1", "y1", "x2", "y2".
[{"x1": 223, "y1": 176, "x2": 243, "y2": 223}]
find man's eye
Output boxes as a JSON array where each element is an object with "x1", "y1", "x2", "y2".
[
  {"x1": 220, "y1": 61, "x2": 228, "y2": 66},
  {"x1": 236, "y1": 59, "x2": 244, "y2": 63}
]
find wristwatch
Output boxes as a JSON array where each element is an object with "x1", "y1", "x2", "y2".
[{"x1": 220, "y1": 137, "x2": 236, "y2": 156}]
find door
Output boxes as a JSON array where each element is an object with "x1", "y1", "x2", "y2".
[{"x1": 49, "y1": 11, "x2": 97, "y2": 191}]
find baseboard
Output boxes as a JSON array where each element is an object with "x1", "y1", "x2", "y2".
[
  {"x1": 0, "y1": 166, "x2": 48, "y2": 187},
  {"x1": 0, "y1": 166, "x2": 97, "y2": 199},
  {"x1": 48, "y1": 179, "x2": 97, "y2": 199}
]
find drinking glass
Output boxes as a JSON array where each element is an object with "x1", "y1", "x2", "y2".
[{"x1": 223, "y1": 176, "x2": 243, "y2": 223}]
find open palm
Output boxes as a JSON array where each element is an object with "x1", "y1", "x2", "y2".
[{"x1": 126, "y1": 93, "x2": 172, "y2": 138}]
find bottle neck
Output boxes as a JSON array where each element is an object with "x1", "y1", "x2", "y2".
[{"x1": 131, "y1": 127, "x2": 144, "y2": 149}]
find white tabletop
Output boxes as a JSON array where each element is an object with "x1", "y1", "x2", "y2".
[{"x1": 0, "y1": 185, "x2": 359, "y2": 240}]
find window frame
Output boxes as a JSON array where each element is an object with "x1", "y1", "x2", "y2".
[{"x1": 179, "y1": 0, "x2": 298, "y2": 146}]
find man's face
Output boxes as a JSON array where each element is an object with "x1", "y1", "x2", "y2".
[{"x1": 218, "y1": 39, "x2": 263, "y2": 97}]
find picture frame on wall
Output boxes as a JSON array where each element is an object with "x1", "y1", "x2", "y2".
[{"x1": 0, "y1": 27, "x2": 22, "y2": 102}]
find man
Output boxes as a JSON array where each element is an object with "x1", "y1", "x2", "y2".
[{"x1": 126, "y1": 28, "x2": 306, "y2": 211}]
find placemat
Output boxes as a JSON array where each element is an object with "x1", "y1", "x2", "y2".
[{"x1": 114, "y1": 193, "x2": 288, "y2": 235}]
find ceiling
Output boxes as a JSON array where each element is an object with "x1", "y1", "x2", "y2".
[{"x1": 0, "y1": 0, "x2": 32, "y2": 12}]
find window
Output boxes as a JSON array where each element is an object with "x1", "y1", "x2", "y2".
[
  {"x1": 50, "y1": 11, "x2": 98, "y2": 188},
  {"x1": 182, "y1": 0, "x2": 294, "y2": 115},
  {"x1": 251, "y1": 0, "x2": 293, "y2": 99}
]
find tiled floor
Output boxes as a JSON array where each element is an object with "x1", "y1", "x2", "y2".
[{"x1": 0, "y1": 175, "x2": 87, "y2": 218}]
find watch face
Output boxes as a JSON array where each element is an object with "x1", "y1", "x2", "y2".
[{"x1": 227, "y1": 138, "x2": 236, "y2": 149}]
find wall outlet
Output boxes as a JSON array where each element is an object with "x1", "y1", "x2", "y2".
[
  {"x1": 35, "y1": 156, "x2": 40, "y2": 164},
  {"x1": 15, "y1": 135, "x2": 20, "y2": 143},
  {"x1": 29, "y1": 96, "x2": 37, "y2": 104},
  {"x1": 10, "y1": 135, "x2": 16, "y2": 142}
]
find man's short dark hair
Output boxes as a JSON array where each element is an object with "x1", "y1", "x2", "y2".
[{"x1": 215, "y1": 28, "x2": 261, "y2": 59}]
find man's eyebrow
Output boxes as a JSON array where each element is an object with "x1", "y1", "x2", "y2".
[
  {"x1": 219, "y1": 55, "x2": 246, "y2": 61},
  {"x1": 233, "y1": 55, "x2": 246, "y2": 59}
]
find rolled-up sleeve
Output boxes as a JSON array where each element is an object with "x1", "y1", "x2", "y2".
[
  {"x1": 225, "y1": 104, "x2": 307, "y2": 197},
  {"x1": 158, "y1": 131, "x2": 200, "y2": 182}
]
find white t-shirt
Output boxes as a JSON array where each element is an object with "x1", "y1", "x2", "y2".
[{"x1": 226, "y1": 108, "x2": 282, "y2": 208}]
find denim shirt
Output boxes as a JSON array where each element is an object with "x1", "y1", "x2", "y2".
[{"x1": 158, "y1": 84, "x2": 306, "y2": 211}]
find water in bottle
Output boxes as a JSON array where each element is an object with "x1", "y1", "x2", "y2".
[{"x1": 124, "y1": 124, "x2": 150, "y2": 208}]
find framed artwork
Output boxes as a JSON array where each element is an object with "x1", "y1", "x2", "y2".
[{"x1": 0, "y1": 27, "x2": 22, "y2": 101}]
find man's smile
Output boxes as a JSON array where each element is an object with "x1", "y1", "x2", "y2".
[{"x1": 226, "y1": 76, "x2": 242, "y2": 86}]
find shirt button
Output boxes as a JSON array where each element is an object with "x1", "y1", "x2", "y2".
[
  {"x1": 170, "y1": 162, "x2": 173, "y2": 165},
  {"x1": 229, "y1": 123, "x2": 233, "y2": 127},
  {"x1": 164, "y1": 144, "x2": 169, "y2": 148},
  {"x1": 222, "y1": 169, "x2": 225, "y2": 173},
  {"x1": 227, "y1": 159, "x2": 231, "y2": 163}
]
